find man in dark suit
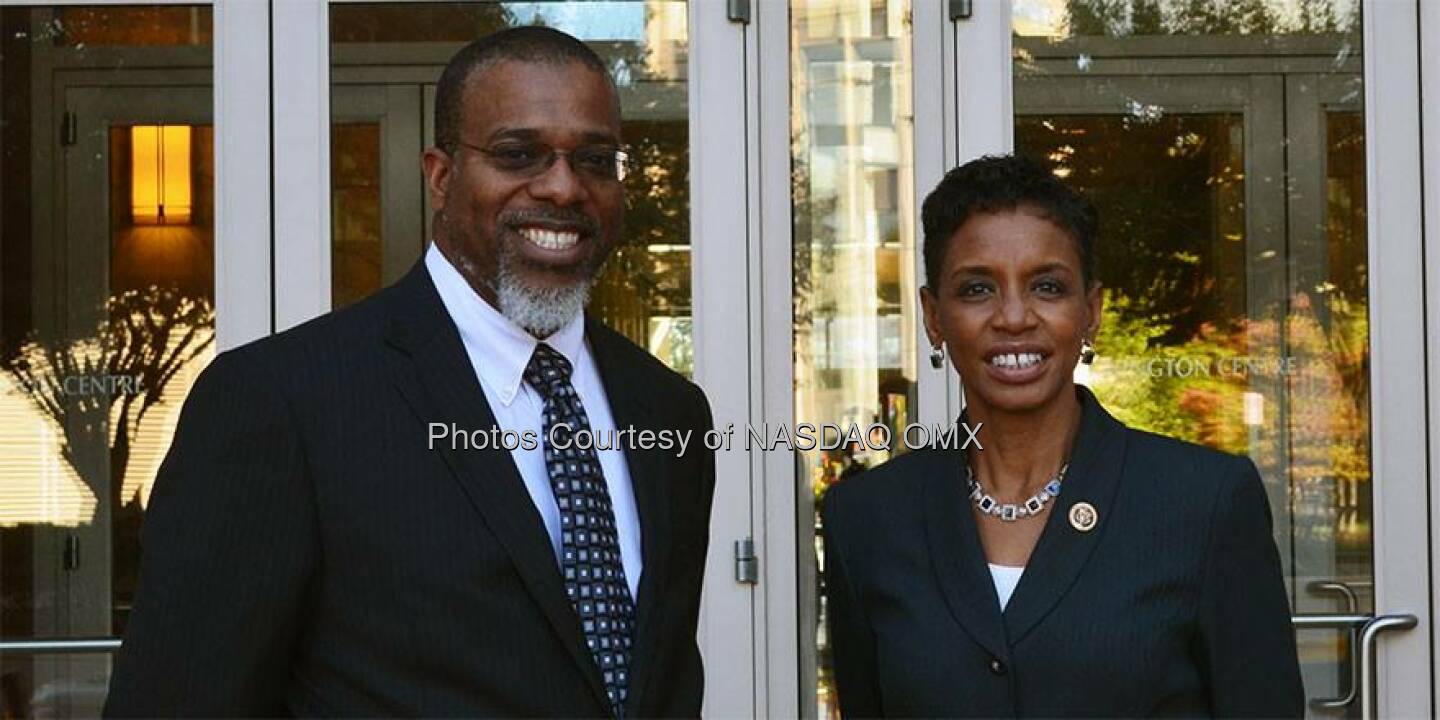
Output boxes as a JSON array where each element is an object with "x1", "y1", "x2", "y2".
[{"x1": 105, "y1": 27, "x2": 716, "y2": 717}]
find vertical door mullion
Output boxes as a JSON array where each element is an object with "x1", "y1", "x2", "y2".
[
  {"x1": 753, "y1": 0, "x2": 792, "y2": 716},
  {"x1": 423, "y1": 84, "x2": 437, "y2": 245},
  {"x1": 381, "y1": 84, "x2": 423, "y2": 285},
  {"x1": 689, "y1": 1, "x2": 758, "y2": 717},
  {"x1": 935, "y1": 0, "x2": 1012, "y2": 422},
  {"x1": 215, "y1": 0, "x2": 273, "y2": 348},
  {"x1": 1245, "y1": 75, "x2": 1291, "y2": 592},
  {"x1": 272, "y1": 0, "x2": 331, "y2": 332},
  {"x1": 912, "y1": 0, "x2": 950, "y2": 428},
  {"x1": 1364, "y1": 0, "x2": 1431, "y2": 716},
  {"x1": 1424, "y1": 0, "x2": 1440, "y2": 704}
]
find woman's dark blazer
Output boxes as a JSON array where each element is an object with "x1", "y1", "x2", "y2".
[{"x1": 822, "y1": 385, "x2": 1304, "y2": 718}]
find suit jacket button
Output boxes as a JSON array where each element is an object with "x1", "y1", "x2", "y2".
[{"x1": 989, "y1": 658, "x2": 1007, "y2": 676}]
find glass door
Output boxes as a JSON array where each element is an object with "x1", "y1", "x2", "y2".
[
  {"x1": 1004, "y1": 0, "x2": 1423, "y2": 716},
  {"x1": 63, "y1": 82, "x2": 215, "y2": 643},
  {"x1": 0, "y1": 6, "x2": 216, "y2": 717},
  {"x1": 786, "y1": 2, "x2": 918, "y2": 718}
]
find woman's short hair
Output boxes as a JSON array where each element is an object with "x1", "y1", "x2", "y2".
[{"x1": 921, "y1": 154, "x2": 1098, "y2": 290}]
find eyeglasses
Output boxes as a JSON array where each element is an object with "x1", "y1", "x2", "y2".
[{"x1": 457, "y1": 141, "x2": 631, "y2": 183}]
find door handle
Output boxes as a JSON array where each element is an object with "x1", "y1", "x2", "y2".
[
  {"x1": 1307, "y1": 580, "x2": 1361, "y2": 612},
  {"x1": 1304, "y1": 580, "x2": 1363, "y2": 709},
  {"x1": 1359, "y1": 614, "x2": 1418, "y2": 720}
]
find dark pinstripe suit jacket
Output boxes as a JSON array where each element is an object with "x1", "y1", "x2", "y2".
[
  {"x1": 104, "y1": 262, "x2": 716, "y2": 717},
  {"x1": 822, "y1": 386, "x2": 1304, "y2": 718}
]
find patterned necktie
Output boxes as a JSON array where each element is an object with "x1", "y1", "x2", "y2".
[{"x1": 523, "y1": 342, "x2": 635, "y2": 718}]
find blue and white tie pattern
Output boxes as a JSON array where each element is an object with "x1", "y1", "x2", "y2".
[{"x1": 524, "y1": 343, "x2": 635, "y2": 718}]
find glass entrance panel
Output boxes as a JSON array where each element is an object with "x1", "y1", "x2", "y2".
[
  {"x1": 1011, "y1": 0, "x2": 1365, "y2": 714},
  {"x1": 790, "y1": 1, "x2": 916, "y2": 717},
  {"x1": 0, "y1": 6, "x2": 214, "y2": 717},
  {"x1": 328, "y1": 1, "x2": 693, "y2": 375}
]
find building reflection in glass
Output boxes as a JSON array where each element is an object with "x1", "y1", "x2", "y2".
[
  {"x1": 791, "y1": 1, "x2": 916, "y2": 717},
  {"x1": 0, "y1": 6, "x2": 215, "y2": 716}
]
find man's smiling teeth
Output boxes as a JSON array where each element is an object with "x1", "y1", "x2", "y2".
[
  {"x1": 990, "y1": 352, "x2": 1044, "y2": 369},
  {"x1": 520, "y1": 227, "x2": 579, "y2": 251}
]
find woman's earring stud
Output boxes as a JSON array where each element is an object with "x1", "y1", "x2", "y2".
[
  {"x1": 1080, "y1": 338, "x2": 1096, "y2": 365},
  {"x1": 929, "y1": 344, "x2": 946, "y2": 369}
]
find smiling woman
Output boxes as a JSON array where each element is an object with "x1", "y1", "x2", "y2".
[
  {"x1": 820, "y1": 154, "x2": 1305, "y2": 718},
  {"x1": 922, "y1": 209, "x2": 1098, "y2": 418}
]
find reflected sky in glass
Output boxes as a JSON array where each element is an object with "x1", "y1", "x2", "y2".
[{"x1": 507, "y1": 2, "x2": 647, "y2": 40}]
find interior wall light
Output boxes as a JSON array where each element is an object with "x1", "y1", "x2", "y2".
[{"x1": 130, "y1": 125, "x2": 192, "y2": 225}]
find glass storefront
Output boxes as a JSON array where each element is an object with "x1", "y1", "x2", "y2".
[
  {"x1": 0, "y1": 6, "x2": 214, "y2": 717},
  {"x1": 328, "y1": 0, "x2": 693, "y2": 374},
  {"x1": 0, "y1": 2, "x2": 1429, "y2": 717}
]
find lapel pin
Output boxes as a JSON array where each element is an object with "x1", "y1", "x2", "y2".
[{"x1": 1069, "y1": 502, "x2": 1098, "y2": 533}]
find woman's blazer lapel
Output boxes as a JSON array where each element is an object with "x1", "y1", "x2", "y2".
[
  {"x1": 922, "y1": 446, "x2": 1010, "y2": 660},
  {"x1": 921, "y1": 386, "x2": 1131, "y2": 657},
  {"x1": 1003, "y1": 387, "x2": 1129, "y2": 644}
]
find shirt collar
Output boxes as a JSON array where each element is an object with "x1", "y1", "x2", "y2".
[{"x1": 424, "y1": 243, "x2": 585, "y2": 406}]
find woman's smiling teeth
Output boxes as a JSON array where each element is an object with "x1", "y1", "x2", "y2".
[
  {"x1": 520, "y1": 227, "x2": 580, "y2": 251},
  {"x1": 989, "y1": 352, "x2": 1044, "y2": 369}
]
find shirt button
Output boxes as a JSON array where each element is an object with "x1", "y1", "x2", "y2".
[{"x1": 989, "y1": 658, "x2": 1007, "y2": 676}]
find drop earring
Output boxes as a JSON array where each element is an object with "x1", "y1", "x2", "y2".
[
  {"x1": 1080, "y1": 337, "x2": 1096, "y2": 365},
  {"x1": 929, "y1": 344, "x2": 946, "y2": 369}
]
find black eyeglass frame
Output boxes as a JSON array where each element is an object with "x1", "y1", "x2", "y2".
[{"x1": 455, "y1": 140, "x2": 631, "y2": 183}]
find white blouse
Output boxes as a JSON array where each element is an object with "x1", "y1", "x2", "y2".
[{"x1": 988, "y1": 564, "x2": 1025, "y2": 610}]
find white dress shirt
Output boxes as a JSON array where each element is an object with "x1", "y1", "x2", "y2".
[
  {"x1": 426, "y1": 243, "x2": 642, "y2": 598},
  {"x1": 989, "y1": 564, "x2": 1024, "y2": 610}
]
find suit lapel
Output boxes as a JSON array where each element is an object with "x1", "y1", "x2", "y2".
[
  {"x1": 584, "y1": 317, "x2": 672, "y2": 716},
  {"x1": 922, "y1": 446, "x2": 1011, "y2": 660},
  {"x1": 1002, "y1": 385, "x2": 1129, "y2": 645},
  {"x1": 380, "y1": 264, "x2": 611, "y2": 712}
]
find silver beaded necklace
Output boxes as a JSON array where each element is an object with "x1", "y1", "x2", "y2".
[{"x1": 966, "y1": 462, "x2": 1069, "y2": 522}]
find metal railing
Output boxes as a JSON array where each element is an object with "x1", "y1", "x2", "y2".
[{"x1": 0, "y1": 637, "x2": 121, "y2": 654}]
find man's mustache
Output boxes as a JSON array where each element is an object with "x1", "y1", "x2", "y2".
[{"x1": 498, "y1": 209, "x2": 600, "y2": 237}]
